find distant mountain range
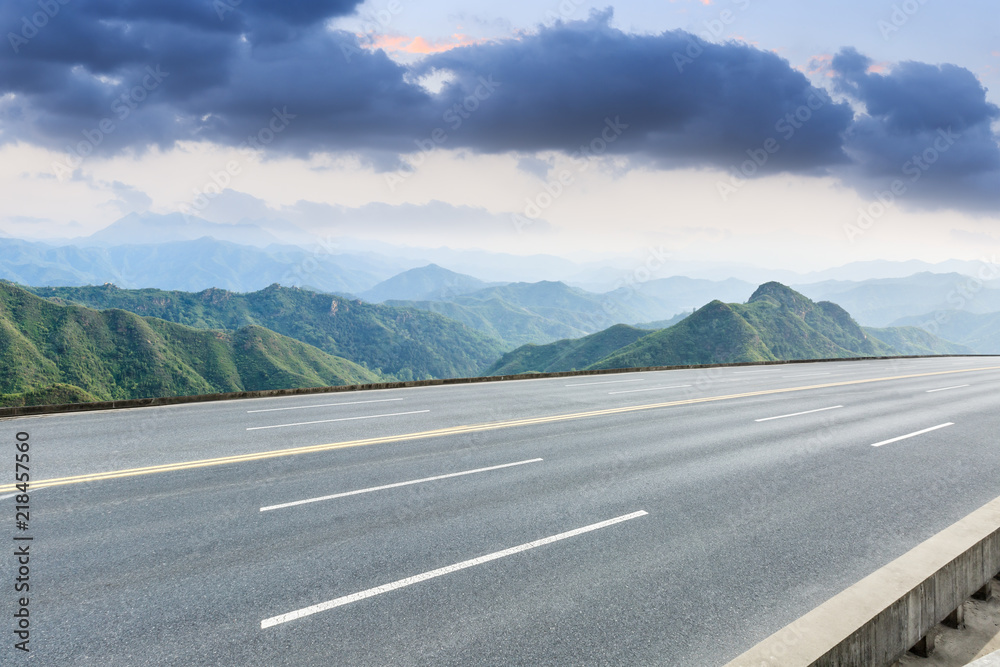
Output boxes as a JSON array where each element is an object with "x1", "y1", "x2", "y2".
[
  {"x1": 486, "y1": 283, "x2": 969, "y2": 375},
  {"x1": 81, "y1": 212, "x2": 287, "y2": 248},
  {"x1": 369, "y1": 269, "x2": 757, "y2": 347},
  {"x1": 794, "y1": 272, "x2": 1000, "y2": 327},
  {"x1": 386, "y1": 280, "x2": 677, "y2": 347},
  {"x1": 7, "y1": 212, "x2": 995, "y2": 290},
  {"x1": 0, "y1": 237, "x2": 408, "y2": 294},
  {"x1": 359, "y1": 264, "x2": 503, "y2": 302},
  {"x1": 28, "y1": 283, "x2": 505, "y2": 381},
  {"x1": 0, "y1": 282, "x2": 380, "y2": 407},
  {"x1": 5, "y1": 277, "x2": 982, "y2": 408},
  {"x1": 892, "y1": 310, "x2": 1000, "y2": 353},
  {"x1": 863, "y1": 326, "x2": 974, "y2": 356}
]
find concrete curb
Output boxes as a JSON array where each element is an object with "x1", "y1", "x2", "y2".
[
  {"x1": 968, "y1": 649, "x2": 1000, "y2": 667},
  {"x1": 724, "y1": 493, "x2": 1000, "y2": 667},
  {"x1": 0, "y1": 354, "x2": 993, "y2": 419}
]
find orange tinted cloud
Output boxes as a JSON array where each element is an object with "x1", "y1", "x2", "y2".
[
  {"x1": 366, "y1": 33, "x2": 486, "y2": 55},
  {"x1": 807, "y1": 53, "x2": 834, "y2": 78}
]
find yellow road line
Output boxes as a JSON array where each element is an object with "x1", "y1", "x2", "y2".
[{"x1": 4, "y1": 365, "x2": 998, "y2": 493}]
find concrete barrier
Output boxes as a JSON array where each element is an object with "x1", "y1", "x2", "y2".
[
  {"x1": 724, "y1": 493, "x2": 1000, "y2": 667},
  {"x1": 968, "y1": 649, "x2": 1000, "y2": 667},
  {"x1": 0, "y1": 354, "x2": 993, "y2": 419}
]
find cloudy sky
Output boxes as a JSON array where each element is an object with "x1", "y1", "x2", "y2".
[{"x1": 1, "y1": 0, "x2": 997, "y2": 271}]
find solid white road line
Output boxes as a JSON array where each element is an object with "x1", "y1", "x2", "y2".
[
  {"x1": 260, "y1": 510, "x2": 648, "y2": 628},
  {"x1": 608, "y1": 384, "x2": 691, "y2": 395},
  {"x1": 870, "y1": 422, "x2": 954, "y2": 448},
  {"x1": 246, "y1": 410, "x2": 430, "y2": 431},
  {"x1": 755, "y1": 405, "x2": 844, "y2": 422},
  {"x1": 247, "y1": 398, "x2": 403, "y2": 414},
  {"x1": 782, "y1": 372, "x2": 833, "y2": 378},
  {"x1": 260, "y1": 458, "x2": 544, "y2": 512},
  {"x1": 565, "y1": 379, "x2": 644, "y2": 387},
  {"x1": 926, "y1": 385, "x2": 971, "y2": 393},
  {"x1": 733, "y1": 369, "x2": 780, "y2": 374}
]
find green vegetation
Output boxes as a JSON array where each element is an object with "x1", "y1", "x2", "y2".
[
  {"x1": 29, "y1": 283, "x2": 505, "y2": 380},
  {"x1": 485, "y1": 324, "x2": 650, "y2": 375},
  {"x1": 485, "y1": 282, "x2": 937, "y2": 375},
  {"x1": 386, "y1": 281, "x2": 659, "y2": 347},
  {"x1": 594, "y1": 283, "x2": 896, "y2": 369},
  {"x1": 0, "y1": 281, "x2": 380, "y2": 406}
]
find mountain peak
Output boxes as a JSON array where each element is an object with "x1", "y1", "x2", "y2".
[
  {"x1": 360, "y1": 264, "x2": 492, "y2": 303},
  {"x1": 748, "y1": 282, "x2": 811, "y2": 309}
]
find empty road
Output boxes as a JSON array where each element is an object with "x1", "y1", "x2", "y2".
[{"x1": 3, "y1": 356, "x2": 1000, "y2": 665}]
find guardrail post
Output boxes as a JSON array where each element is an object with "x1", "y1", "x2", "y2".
[
  {"x1": 971, "y1": 582, "x2": 993, "y2": 601},
  {"x1": 910, "y1": 633, "x2": 935, "y2": 658},
  {"x1": 943, "y1": 604, "x2": 965, "y2": 629}
]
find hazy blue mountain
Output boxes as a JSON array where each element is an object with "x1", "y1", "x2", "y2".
[
  {"x1": 0, "y1": 237, "x2": 396, "y2": 294},
  {"x1": 81, "y1": 212, "x2": 284, "y2": 248},
  {"x1": 795, "y1": 272, "x2": 1000, "y2": 326},
  {"x1": 891, "y1": 310, "x2": 1000, "y2": 354},
  {"x1": 385, "y1": 277, "x2": 757, "y2": 347},
  {"x1": 387, "y1": 280, "x2": 662, "y2": 347},
  {"x1": 384, "y1": 295, "x2": 590, "y2": 348},
  {"x1": 628, "y1": 276, "x2": 756, "y2": 314},
  {"x1": 635, "y1": 312, "x2": 692, "y2": 329},
  {"x1": 863, "y1": 326, "x2": 975, "y2": 356},
  {"x1": 360, "y1": 264, "x2": 500, "y2": 302}
]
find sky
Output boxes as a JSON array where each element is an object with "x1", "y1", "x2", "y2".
[{"x1": 0, "y1": 0, "x2": 998, "y2": 273}]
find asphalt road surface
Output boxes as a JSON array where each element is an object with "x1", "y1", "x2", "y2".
[{"x1": 3, "y1": 356, "x2": 1000, "y2": 665}]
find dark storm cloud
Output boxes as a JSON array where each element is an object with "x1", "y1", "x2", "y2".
[
  {"x1": 0, "y1": 0, "x2": 430, "y2": 154},
  {"x1": 419, "y1": 11, "x2": 854, "y2": 172},
  {"x1": 1, "y1": 5, "x2": 997, "y2": 211},
  {"x1": 831, "y1": 47, "x2": 1000, "y2": 209}
]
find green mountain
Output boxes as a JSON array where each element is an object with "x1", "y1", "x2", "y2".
[
  {"x1": 28, "y1": 283, "x2": 504, "y2": 380},
  {"x1": 487, "y1": 282, "x2": 912, "y2": 374},
  {"x1": 0, "y1": 282, "x2": 380, "y2": 407},
  {"x1": 360, "y1": 264, "x2": 497, "y2": 302},
  {"x1": 891, "y1": 310, "x2": 1000, "y2": 354},
  {"x1": 386, "y1": 280, "x2": 667, "y2": 347},
  {"x1": 485, "y1": 324, "x2": 650, "y2": 375},
  {"x1": 863, "y1": 326, "x2": 975, "y2": 355},
  {"x1": 593, "y1": 283, "x2": 899, "y2": 369}
]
